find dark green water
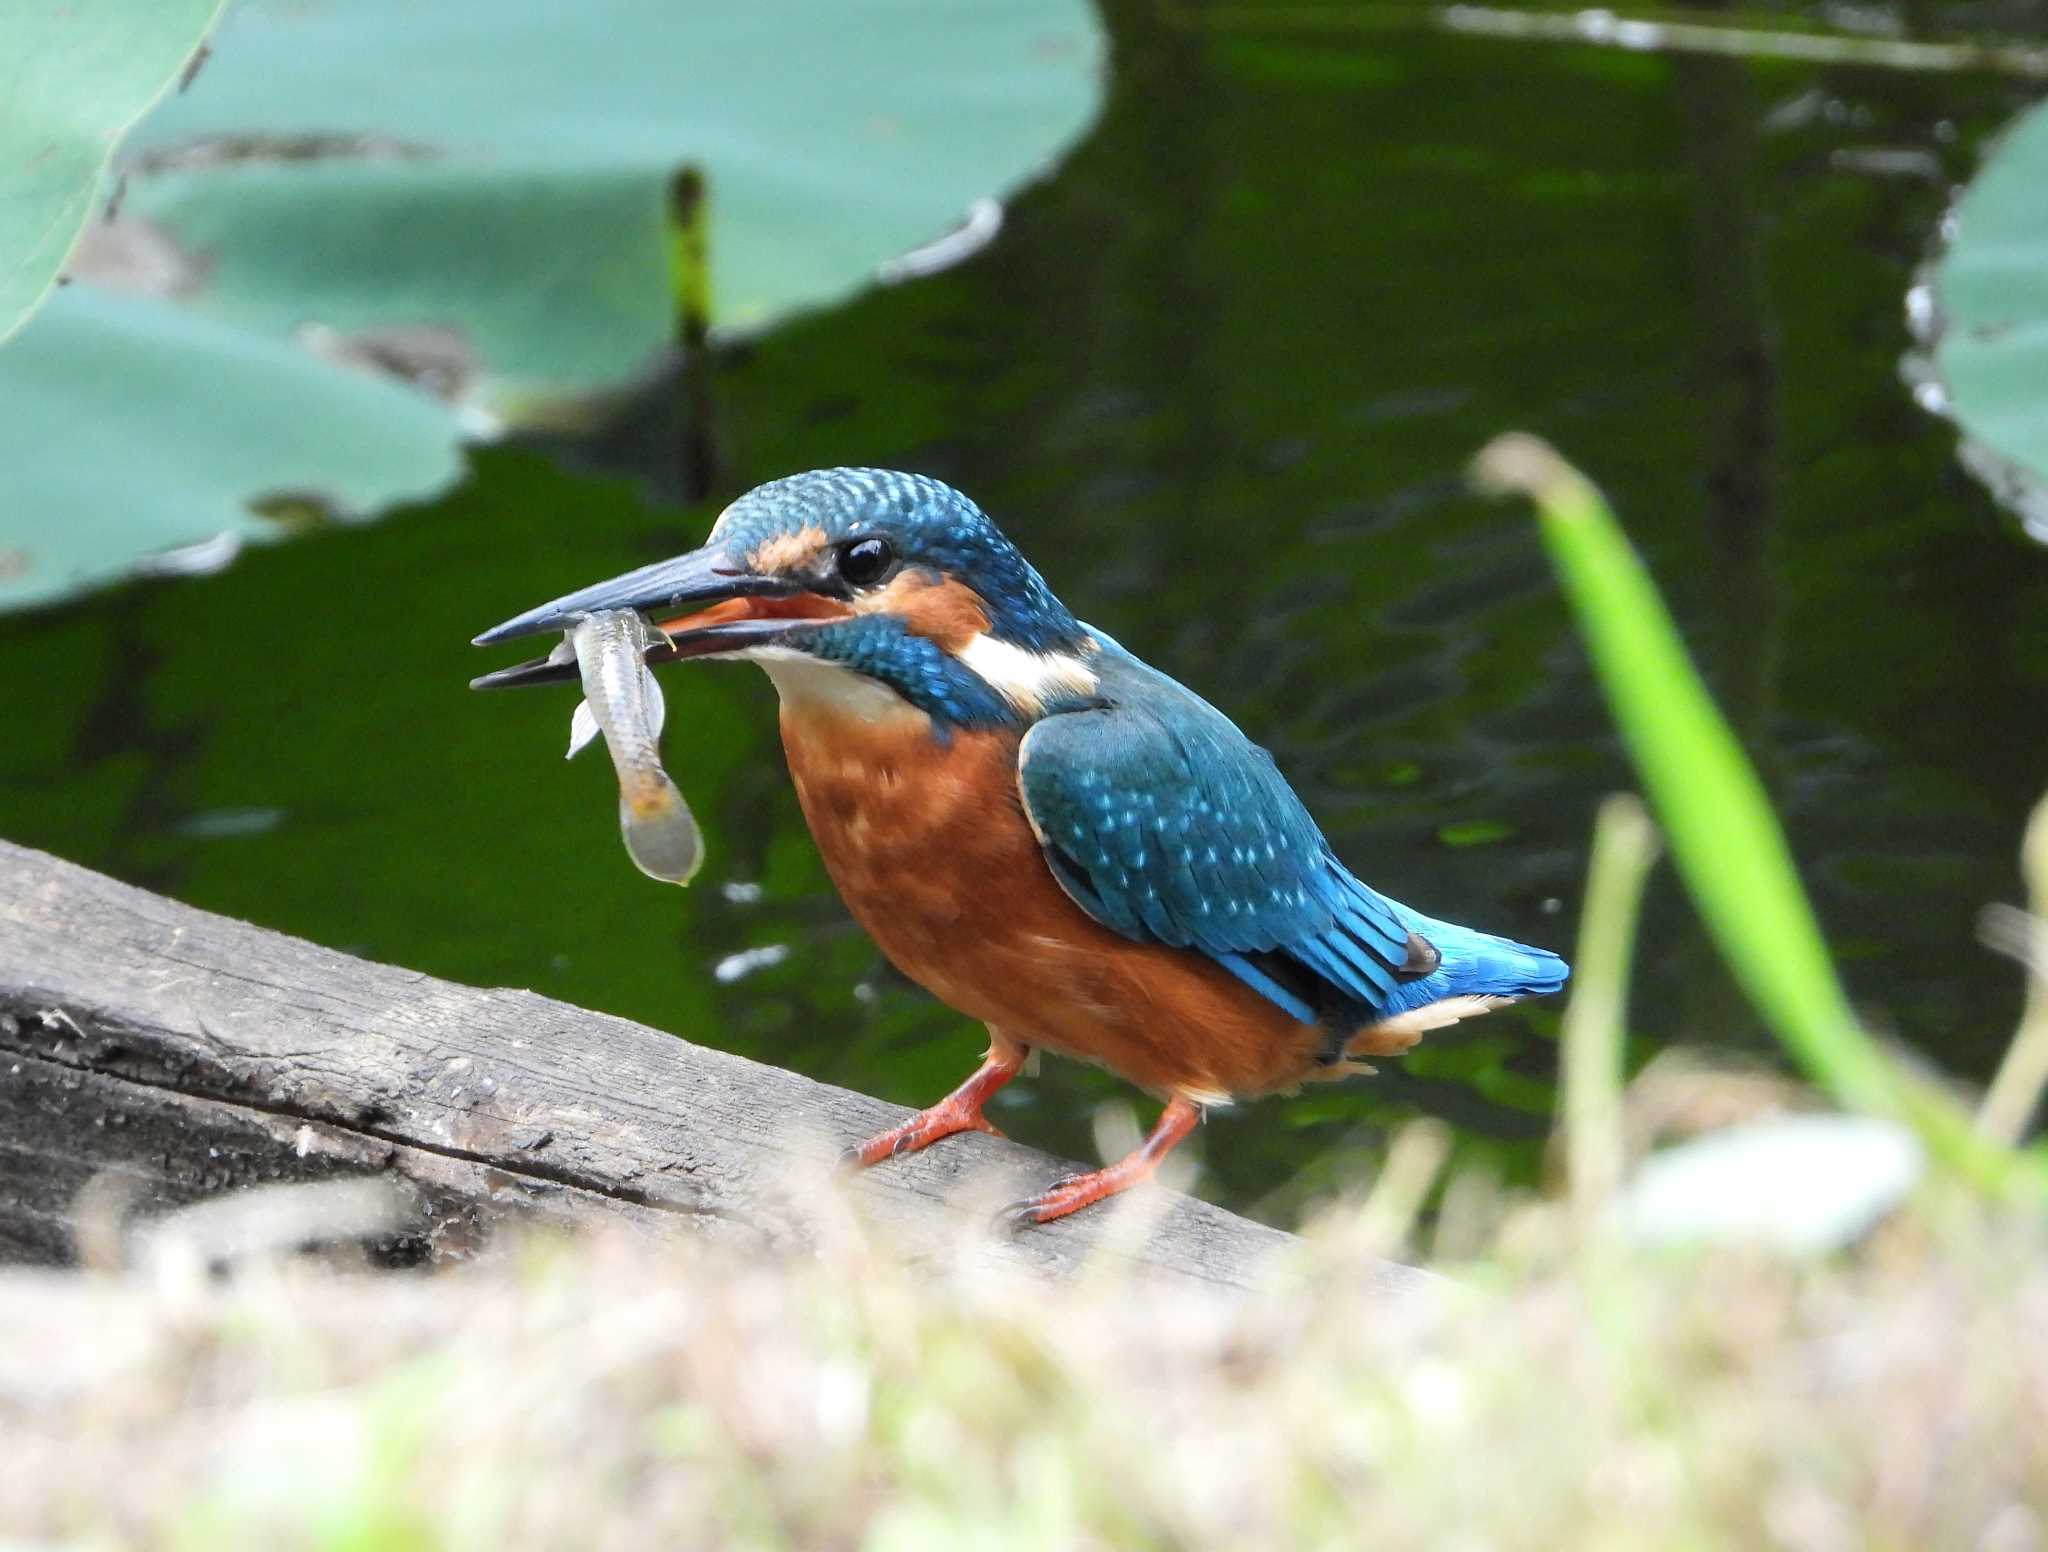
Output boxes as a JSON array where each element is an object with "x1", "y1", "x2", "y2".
[{"x1": 6, "y1": 5, "x2": 2047, "y2": 1223}]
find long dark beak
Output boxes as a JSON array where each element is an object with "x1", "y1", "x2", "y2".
[
  {"x1": 469, "y1": 544, "x2": 826, "y2": 692},
  {"x1": 472, "y1": 544, "x2": 794, "y2": 647}
]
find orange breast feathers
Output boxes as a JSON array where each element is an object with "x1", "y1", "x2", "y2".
[{"x1": 777, "y1": 699, "x2": 1349, "y2": 1102}]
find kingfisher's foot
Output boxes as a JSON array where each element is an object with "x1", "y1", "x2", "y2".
[
  {"x1": 838, "y1": 1046, "x2": 1025, "y2": 1172},
  {"x1": 997, "y1": 1169, "x2": 1128, "y2": 1228},
  {"x1": 996, "y1": 1095, "x2": 1202, "y2": 1230},
  {"x1": 839, "y1": 1100, "x2": 1005, "y2": 1171}
]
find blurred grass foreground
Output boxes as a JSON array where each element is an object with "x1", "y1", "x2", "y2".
[{"x1": 3, "y1": 1176, "x2": 2046, "y2": 1549}]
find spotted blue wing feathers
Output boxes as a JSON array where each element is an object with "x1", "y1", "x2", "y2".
[{"x1": 1019, "y1": 643, "x2": 1566, "y2": 1028}]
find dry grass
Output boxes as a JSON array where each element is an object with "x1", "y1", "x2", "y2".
[{"x1": 3, "y1": 1174, "x2": 2046, "y2": 1552}]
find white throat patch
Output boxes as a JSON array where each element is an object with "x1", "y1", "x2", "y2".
[
  {"x1": 954, "y1": 633, "x2": 1098, "y2": 714},
  {"x1": 742, "y1": 646, "x2": 918, "y2": 725}
]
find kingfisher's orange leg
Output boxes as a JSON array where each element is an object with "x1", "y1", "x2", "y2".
[
  {"x1": 999, "y1": 1095, "x2": 1203, "y2": 1229},
  {"x1": 840, "y1": 1038, "x2": 1028, "y2": 1169}
]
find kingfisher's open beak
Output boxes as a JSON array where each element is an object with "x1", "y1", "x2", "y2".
[{"x1": 469, "y1": 544, "x2": 846, "y2": 690}]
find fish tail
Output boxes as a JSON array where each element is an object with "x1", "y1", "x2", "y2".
[
  {"x1": 620, "y1": 765, "x2": 677, "y2": 819},
  {"x1": 617, "y1": 775, "x2": 704, "y2": 885}
]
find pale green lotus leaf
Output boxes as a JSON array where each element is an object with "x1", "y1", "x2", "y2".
[
  {"x1": 0, "y1": 0, "x2": 1103, "y2": 611},
  {"x1": 121, "y1": 0, "x2": 1105, "y2": 397},
  {"x1": 0, "y1": 285, "x2": 461, "y2": 611},
  {"x1": 0, "y1": 0, "x2": 221, "y2": 342},
  {"x1": 1934, "y1": 99, "x2": 2048, "y2": 505}
]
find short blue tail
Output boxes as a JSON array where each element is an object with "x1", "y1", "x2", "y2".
[
  {"x1": 1373, "y1": 906, "x2": 1570, "y2": 1020},
  {"x1": 1207, "y1": 861, "x2": 1570, "y2": 1028}
]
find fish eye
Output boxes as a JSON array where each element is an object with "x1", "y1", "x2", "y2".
[{"x1": 836, "y1": 536, "x2": 895, "y2": 588}]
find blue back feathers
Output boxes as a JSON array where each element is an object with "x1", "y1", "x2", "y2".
[{"x1": 1021, "y1": 643, "x2": 1568, "y2": 1027}]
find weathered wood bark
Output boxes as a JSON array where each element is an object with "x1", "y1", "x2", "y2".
[{"x1": 0, "y1": 840, "x2": 1429, "y2": 1296}]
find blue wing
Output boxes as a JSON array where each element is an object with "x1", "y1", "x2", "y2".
[{"x1": 1018, "y1": 640, "x2": 1566, "y2": 1027}]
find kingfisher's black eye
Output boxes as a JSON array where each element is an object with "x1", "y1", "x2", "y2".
[{"x1": 836, "y1": 536, "x2": 895, "y2": 588}]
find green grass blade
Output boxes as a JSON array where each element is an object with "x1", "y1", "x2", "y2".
[
  {"x1": 1977, "y1": 793, "x2": 2048, "y2": 1145},
  {"x1": 1558, "y1": 793, "x2": 1661, "y2": 1229},
  {"x1": 1473, "y1": 434, "x2": 2031, "y2": 1192}
]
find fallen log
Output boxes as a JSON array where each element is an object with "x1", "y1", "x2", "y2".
[{"x1": 0, "y1": 839, "x2": 1429, "y2": 1295}]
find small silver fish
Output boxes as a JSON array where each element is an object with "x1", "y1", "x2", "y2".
[{"x1": 558, "y1": 610, "x2": 703, "y2": 885}]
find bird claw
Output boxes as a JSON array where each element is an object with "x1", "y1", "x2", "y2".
[
  {"x1": 993, "y1": 1175, "x2": 1089, "y2": 1233},
  {"x1": 993, "y1": 1197, "x2": 1046, "y2": 1235}
]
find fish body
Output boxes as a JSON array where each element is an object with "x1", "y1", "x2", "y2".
[{"x1": 562, "y1": 610, "x2": 703, "y2": 884}]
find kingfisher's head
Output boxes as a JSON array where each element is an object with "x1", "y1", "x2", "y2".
[{"x1": 473, "y1": 469, "x2": 1099, "y2": 728}]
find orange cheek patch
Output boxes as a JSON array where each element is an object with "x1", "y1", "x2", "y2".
[
  {"x1": 746, "y1": 525, "x2": 829, "y2": 574},
  {"x1": 860, "y1": 571, "x2": 992, "y2": 652}
]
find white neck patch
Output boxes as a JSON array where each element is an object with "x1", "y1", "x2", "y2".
[{"x1": 954, "y1": 633, "x2": 1098, "y2": 715}]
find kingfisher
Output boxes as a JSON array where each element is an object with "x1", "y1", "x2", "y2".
[{"x1": 473, "y1": 469, "x2": 1567, "y2": 1226}]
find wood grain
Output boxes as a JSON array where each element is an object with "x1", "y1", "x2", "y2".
[{"x1": 0, "y1": 840, "x2": 1431, "y2": 1296}]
